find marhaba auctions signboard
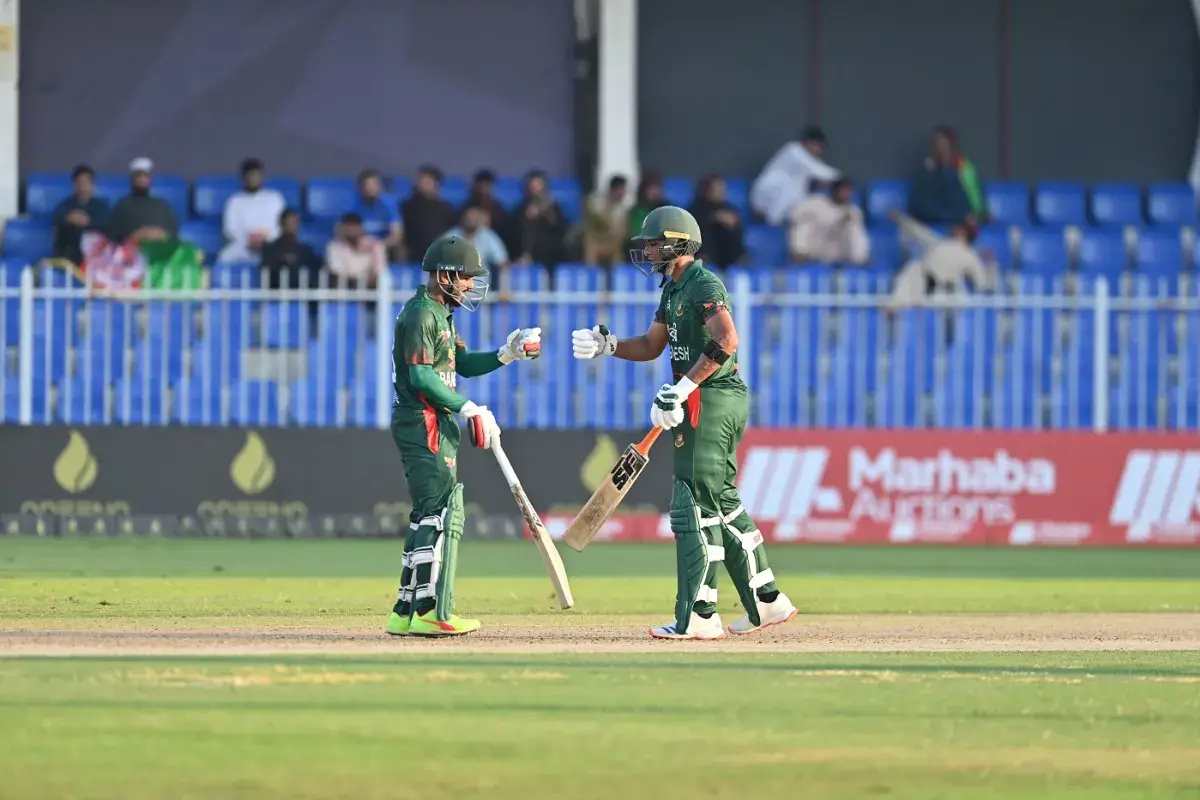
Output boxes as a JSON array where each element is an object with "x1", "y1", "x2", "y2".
[{"x1": 1, "y1": 427, "x2": 1198, "y2": 546}]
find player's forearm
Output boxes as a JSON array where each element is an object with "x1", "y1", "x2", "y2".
[
  {"x1": 456, "y1": 349, "x2": 504, "y2": 378},
  {"x1": 684, "y1": 328, "x2": 738, "y2": 385},
  {"x1": 615, "y1": 335, "x2": 663, "y2": 362},
  {"x1": 685, "y1": 356, "x2": 722, "y2": 385},
  {"x1": 407, "y1": 364, "x2": 469, "y2": 413}
]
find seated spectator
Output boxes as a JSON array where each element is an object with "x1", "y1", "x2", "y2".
[
  {"x1": 218, "y1": 158, "x2": 286, "y2": 263},
  {"x1": 400, "y1": 165, "x2": 458, "y2": 262},
  {"x1": 513, "y1": 170, "x2": 567, "y2": 270},
  {"x1": 627, "y1": 171, "x2": 666, "y2": 243},
  {"x1": 751, "y1": 125, "x2": 840, "y2": 226},
  {"x1": 582, "y1": 175, "x2": 629, "y2": 268},
  {"x1": 261, "y1": 209, "x2": 322, "y2": 290},
  {"x1": 464, "y1": 168, "x2": 512, "y2": 243},
  {"x1": 106, "y1": 158, "x2": 179, "y2": 245},
  {"x1": 444, "y1": 205, "x2": 509, "y2": 284},
  {"x1": 689, "y1": 174, "x2": 746, "y2": 268},
  {"x1": 907, "y1": 125, "x2": 985, "y2": 226},
  {"x1": 353, "y1": 169, "x2": 403, "y2": 256},
  {"x1": 887, "y1": 210, "x2": 995, "y2": 310},
  {"x1": 789, "y1": 178, "x2": 869, "y2": 264},
  {"x1": 51, "y1": 165, "x2": 110, "y2": 265},
  {"x1": 325, "y1": 212, "x2": 385, "y2": 289}
]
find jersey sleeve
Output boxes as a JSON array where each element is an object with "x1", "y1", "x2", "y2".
[
  {"x1": 398, "y1": 307, "x2": 441, "y2": 366},
  {"x1": 653, "y1": 292, "x2": 668, "y2": 324},
  {"x1": 689, "y1": 274, "x2": 732, "y2": 323}
]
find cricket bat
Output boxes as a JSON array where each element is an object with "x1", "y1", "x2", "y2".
[
  {"x1": 490, "y1": 437, "x2": 574, "y2": 610},
  {"x1": 563, "y1": 427, "x2": 663, "y2": 552}
]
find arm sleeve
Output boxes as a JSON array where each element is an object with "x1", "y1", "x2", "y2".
[
  {"x1": 222, "y1": 197, "x2": 243, "y2": 242},
  {"x1": 690, "y1": 276, "x2": 732, "y2": 323},
  {"x1": 456, "y1": 337, "x2": 505, "y2": 377},
  {"x1": 51, "y1": 199, "x2": 72, "y2": 227},
  {"x1": 895, "y1": 212, "x2": 941, "y2": 250},
  {"x1": 408, "y1": 364, "x2": 469, "y2": 413},
  {"x1": 795, "y1": 147, "x2": 840, "y2": 182}
]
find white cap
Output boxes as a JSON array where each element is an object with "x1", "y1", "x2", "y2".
[{"x1": 129, "y1": 157, "x2": 154, "y2": 173}]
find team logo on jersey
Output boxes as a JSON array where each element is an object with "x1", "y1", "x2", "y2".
[
  {"x1": 444, "y1": 456, "x2": 456, "y2": 468},
  {"x1": 440, "y1": 330, "x2": 450, "y2": 341},
  {"x1": 675, "y1": 302, "x2": 684, "y2": 317},
  {"x1": 675, "y1": 433, "x2": 685, "y2": 448}
]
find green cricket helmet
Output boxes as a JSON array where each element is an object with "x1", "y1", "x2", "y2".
[
  {"x1": 421, "y1": 235, "x2": 489, "y2": 310},
  {"x1": 630, "y1": 205, "x2": 702, "y2": 276}
]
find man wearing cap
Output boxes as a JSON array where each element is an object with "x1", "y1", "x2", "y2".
[
  {"x1": 219, "y1": 158, "x2": 287, "y2": 263},
  {"x1": 750, "y1": 125, "x2": 841, "y2": 227},
  {"x1": 106, "y1": 158, "x2": 179, "y2": 245}
]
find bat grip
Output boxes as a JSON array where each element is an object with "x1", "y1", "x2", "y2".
[
  {"x1": 635, "y1": 427, "x2": 663, "y2": 455},
  {"x1": 490, "y1": 438, "x2": 520, "y2": 489}
]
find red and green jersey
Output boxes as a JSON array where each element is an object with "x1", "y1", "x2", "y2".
[
  {"x1": 391, "y1": 286, "x2": 461, "y2": 413},
  {"x1": 653, "y1": 261, "x2": 743, "y2": 389}
]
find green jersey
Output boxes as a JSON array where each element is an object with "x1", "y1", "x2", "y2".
[
  {"x1": 654, "y1": 261, "x2": 743, "y2": 389},
  {"x1": 392, "y1": 286, "x2": 462, "y2": 413}
]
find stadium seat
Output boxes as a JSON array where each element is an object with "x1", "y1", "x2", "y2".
[
  {"x1": 267, "y1": 178, "x2": 302, "y2": 210},
  {"x1": 2, "y1": 219, "x2": 53, "y2": 262},
  {"x1": 114, "y1": 378, "x2": 169, "y2": 425},
  {"x1": 1146, "y1": 183, "x2": 1197, "y2": 227},
  {"x1": 298, "y1": 220, "x2": 335, "y2": 254},
  {"x1": 1077, "y1": 229, "x2": 1127, "y2": 283},
  {"x1": 306, "y1": 178, "x2": 357, "y2": 220},
  {"x1": 24, "y1": 173, "x2": 74, "y2": 218},
  {"x1": 193, "y1": 175, "x2": 241, "y2": 220},
  {"x1": 744, "y1": 225, "x2": 787, "y2": 267},
  {"x1": 439, "y1": 176, "x2": 469, "y2": 209},
  {"x1": 492, "y1": 176, "x2": 523, "y2": 210},
  {"x1": 390, "y1": 176, "x2": 414, "y2": 199},
  {"x1": 179, "y1": 221, "x2": 224, "y2": 261},
  {"x1": 865, "y1": 180, "x2": 908, "y2": 222},
  {"x1": 868, "y1": 231, "x2": 902, "y2": 270},
  {"x1": 1034, "y1": 182, "x2": 1086, "y2": 226},
  {"x1": 1136, "y1": 229, "x2": 1184, "y2": 273},
  {"x1": 975, "y1": 226, "x2": 1014, "y2": 270},
  {"x1": 724, "y1": 178, "x2": 750, "y2": 216},
  {"x1": 93, "y1": 175, "x2": 130, "y2": 207},
  {"x1": 984, "y1": 182, "x2": 1029, "y2": 225},
  {"x1": 230, "y1": 380, "x2": 281, "y2": 426},
  {"x1": 662, "y1": 176, "x2": 694, "y2": 208},
  {"x1": 1090, "y1": 183, "x2": 1143, "y2": 227},
  {"x1": 548, "y1": 177, "x2": 583, "y2": 222},
  {"x1": 150, "y1": 175, "x2": 190, "y2": 220},
  {"x1": 1019, "y1": 228, "x2": 1069, "y2": 275}
]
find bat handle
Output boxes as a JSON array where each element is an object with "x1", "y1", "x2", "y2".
[
  {"x1": 490, "y1": 438, "x2": 520, "y2": 489},
  {"x1": 635, "y1": 427, "x2": 663, "y2": 455}
]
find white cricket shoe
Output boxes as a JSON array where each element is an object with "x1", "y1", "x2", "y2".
[
  {"x1": 727, "y1": 593, "x2": 798, "y2": 635},
  {"x1": 649, "y1": 612, "x2": 727, "y2": 640}
]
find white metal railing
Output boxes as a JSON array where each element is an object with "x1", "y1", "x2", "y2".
[{"x1": 0, "y1": 262, "x2": 1197, "y2": 431}]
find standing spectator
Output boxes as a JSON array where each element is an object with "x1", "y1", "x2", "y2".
[
  {"x1": 513, "y1": 169, "x2": 567, "y2": 270},
  {"x1": 353, "y1": 169, "x2": 403, "y2": 256},
  {"x1": 751, "y1": 125, "x2": 840, "y2": 226},
  {"x1": 51, "y1": 165, "x2": 110, "y2": 265},
  {"x1": 106, "y1": 158, "x2": 179, "y2": 244},
  {"x1": 886, "y1": 210, "x2": 994, "y2": 309},
  {"x1": 689, "y1": 174, "x2": 746, "y2": 268},
  {"x1": 400, "y1": 165, "x2": 458, "y2": 262},
  {"x1": 261, "y1": 209, "x2": 322, "y2": 290},
  {"x1": 789, "y1": 178, "x2": 870, "y2": 264},
  {"x1": 218, "y1": 158, "x2": 286, "y2": 263},
  {"x1": 582, "y1": 175, "x2": 630, "y2": 268},
  {"x1": 627, "y1": 170, "x2": 666, "y2": 241},
  {"x1": 907, "y1": 125, "x2": 985, "y2": 226},
  {"x1": 325, "y1": 212, "x2": 385, "y2": 289},
  {"x1": 444, "y1": 206, "x2": 509, "y2": 276}
]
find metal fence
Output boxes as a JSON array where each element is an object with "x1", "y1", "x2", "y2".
[{"x1": 1, "y1": 262, "x2": 1198, "y2": 431}]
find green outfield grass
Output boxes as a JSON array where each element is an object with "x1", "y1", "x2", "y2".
[{"x1": 1, "y1": 540, "x2": 1198, "y2": 798}]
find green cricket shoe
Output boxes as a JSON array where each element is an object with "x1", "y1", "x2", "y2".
[
  {"x1": 385, "y1": 612, "x2": 411, "y2": 636},
  {"x1": 408, "y1": 611, "x2": 481, "y2": 637}
]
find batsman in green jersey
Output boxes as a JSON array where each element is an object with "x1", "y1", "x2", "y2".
[
  {"x1": 572, "y1": 206, "x2": 797, "y2": 639},
  {"x1": 386, "y1": 235, "x2": 542, "y2": 637}
]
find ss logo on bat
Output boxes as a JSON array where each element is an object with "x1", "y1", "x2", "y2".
[{"x1": 609, "y1": 449, "x2": 647, "y2": 490}]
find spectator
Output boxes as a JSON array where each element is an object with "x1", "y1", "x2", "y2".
[
  {"x1": 627, "y1": 170, "x2": 666, "y2": 241},
  {"x1": 582, "y1": 175, "x2": 630, "y2": 268},
  {"x1": 325, "y1": 212, "x2": 385, "y2": 289},
  {"x1": 218, "y1": 158, "x2": 286, "y2": 262},
  {"x1": 513, "y1": 169, "x2": 567, "y2": 269},
  {"x1": 789, "y1": 178, "x2": 870, "y2": 264},
  {"x1": 907, "y1": 125, "x2": 985, "y2": 226},
  {"x1": 444, "y1": 205, "x2": 509, "y2": 279},
  {"x1": 353, "y1": 169, "x2": 403, "y2": 256},
  {"x1": 464, "y1": 168, "x2": 512, "y2": 244},
  {"x1": 887, "y1": 210, "x2": 995, "y2": 310},
  {"x1": 689, "y1": 174, "x2": 746, "y2": 268},
  {"x1": 751, "y1": 125, "x2": 840, "y2": 226},
  {"x1": 400, "y1": 165, "x2": 458, "y2": 262},
  {"x1": 261, "y1": 208, "x2": 322, "y2": 291},
  {"x1": 106, "y1": 158, "x2": 179, "y2": 244},
  {"x1": 51, "y1": 165, "x2": 110, "y2": 265}
]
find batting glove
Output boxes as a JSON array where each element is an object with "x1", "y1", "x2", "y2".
[
  {"x1": 649, "y1": 377, "x2": 697, "y2": 430},
  {"x1": 572, "y1": 325, "x2": 617, "y2": 360},
  {"x1": 459, "y1": 401, "x2": 500, "y2": 449},
  {"x1": 499, "y1": 327, "x2": 542, "y2": 364}
]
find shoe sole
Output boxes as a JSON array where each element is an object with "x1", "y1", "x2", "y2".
[
  {"x1": 384, "y1": 629, "x2": 410, "y2": 637},
  {"x1": 648, "y1": 628, "x2": 727, "y2": 641},
  {"x1": 728, "y1": 606, "x2": 799, "y2": 636},
  {"x1": 407, "y1": 627, "x2": 481, "y2": 638}
]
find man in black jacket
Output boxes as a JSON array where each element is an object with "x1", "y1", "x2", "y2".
[
  {"x1": 400, "y1": 165, "x2": 457, "y2": 262},
  {"x1": 106, "y1": 158, "x2": 179, "y2": 245},
  {"x1": 51, "y1": 165, "x2": 111, "y2": 264}
]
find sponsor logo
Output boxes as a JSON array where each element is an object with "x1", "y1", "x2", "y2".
[{"x1": 1109, "y1": 451, "x2": 1200, "y2": 543}]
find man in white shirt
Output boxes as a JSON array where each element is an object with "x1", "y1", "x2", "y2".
[
  {"x1": 789, "y1": 178, "x2": 870, "y2": 264},
  {"x1": 886, "y1": 210, "x2": 996, "y2": 310},
  {"x1": 218, "y1": 158, "x2": 286, "y2": 262},
  {"x1": 751, "y1": 126, "x2": 840, "y2": 226}
]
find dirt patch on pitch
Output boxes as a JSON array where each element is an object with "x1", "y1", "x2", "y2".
[{"x1": 1, "y1": 613, "x2": 1197, "y2": 656}]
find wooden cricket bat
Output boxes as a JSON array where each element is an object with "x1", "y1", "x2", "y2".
[
  {"x1": 490, "y1": 438, "x2": 574, "y2": 609},
  {"x1": 563, "y1": 427, "x2": 663, "y2": 552}
]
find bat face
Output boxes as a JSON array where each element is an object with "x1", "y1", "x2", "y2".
[
  {"x1": 564, "y1": 444, "x2": 650, "y2": 551},
  {"x1": 608, "y1": 445, "x2": 650, "y2": 490}
]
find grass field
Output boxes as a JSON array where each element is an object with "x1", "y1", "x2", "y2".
[{"x1": 1, "y1": 540, "x2": 1198, "y2": 798}]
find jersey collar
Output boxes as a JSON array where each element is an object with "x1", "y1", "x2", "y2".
[
  {"x1": 669, "y1": 259, "x2": 705, "y2": 290},
  {"x1": 414, "y1": 285, "x2": 453, "y2": 319}
]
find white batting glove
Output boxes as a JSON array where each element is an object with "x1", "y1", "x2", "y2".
[
  {"x1": 649, "y1": 377, "x2": 697, "y2": 430},
  {"x1": 498, "y1": 327, "x2": 542, "y2": 364},
  {"x1": 572, "y1": 325, "x2": 617, "y2": 360},
  {"x1": 459, "y1": 401, "x2": 500, "y2": 449}
]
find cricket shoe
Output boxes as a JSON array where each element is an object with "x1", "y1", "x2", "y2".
[
  {"x1": 727, "y1": 593, "x2": 798, "y2": 635},
  {"x1": 385, "y1": 612, "x2": 411, "y2": 636},
  {"x1": 649, "y1": 612, "x2": 727, "y2": 640},
  {"x1": 407, "y1": 611, "x2": 481, "y2": 637}
]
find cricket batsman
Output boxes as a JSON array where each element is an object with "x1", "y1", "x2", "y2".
[
  {"x1": 572, "y1": 207, "x2": 797, "y2": 639},
  {"x1": 386, "y1": 235, "x2": 542, "y2": 637}
]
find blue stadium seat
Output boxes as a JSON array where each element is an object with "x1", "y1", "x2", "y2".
[
  {"x1": 744, "y1": 225, "x2": 787, "y2": 267},
  {"x1": 662, "y1": 177, "x2": 694, "y2": 208},
  {"x1": 1034, "y1": 182, "x2": 1086, "y2": 226},
  {"x1": 230, "y1": 381, "x2": 281, "y2": 426},
  {"x1": 151, "y1": 175, "x2": 190, "y2": 221},
  {"x1": 387, "y1": 264, "x2": 424, "y2": 294},
  {"x1": 24, "y1": 173, "x2": 74, "y2": 218},
  {"x1": 548, "y1": 177, "x2": 583, "y2": 222},
  {"x1": 267, "y1": 178, "x2": 302, "y2": 210},
  {"x1": 439, "y1": 176, "x2": 469, "y2": 209},
  {"x1": 390, "y1": 176, "x2": 414, "y2": 199},
  {"x1": 866, "y1": 180, "x2": 908, "y2": 222},
  {"x1": 1136, "y1": 229, "x2": 1184, "y2": 274},
  {"x1": 290, "y1": 379, "x2": 341, "y2": 427},
  {"x1": 57, "y1": 379, "x2": 107, "y2": 424},
  {"x1": 975, "y1": 226, "x2": 1014, "y2": 270},
  {"x1": 1077, "y1": 229, "x2": 1127, "y2": 284},
  {"x1": 492, "y1": 177, "x2": 523, "y2": 210},
  {"x1": 93, "y1": 175, "x2": 130, "y2": 207},
  {"x1": 869, "y1": 231, "x2": 902, "y2": 270},
  {"x1": 1019, "y1": 229, "x2": 1069, "y2": 275},
  {"x1": 114, "y1": 378, "x2": 169, "y2": 425},
  {"x1": 2, "y1": 219, "x2": 53, "y2": 262},
  {"x1": 298, "y1": 220, "x2": 335, "y2": 254},
  {"x1": 306, "y1": 178, "x2": 357, "y2": 220},
  {"x1": 211, "y1": 261, "x2": 262, "y2": 289},
  {"x1": 179, "y1": 221, "x2": 224, "y2": 261},
  {"x1": 724, "y1": 178, "x2": 750, "y2": 216},
  {"x1": 173, "y1": 378, "x2": 223, "y2": 424},
  {"x1": 193, "y1": 175, "x2": 240, "y2": 220},
  {"x1": 1146, "y1": 183, "x2": 1197, "y2": 228},
  {"x1": 1090, "y1": 183, "x2": 1143, "y2": 227},
  {"x1": 985, "y1": 182, "x2": 1029, "y2": 225}
]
